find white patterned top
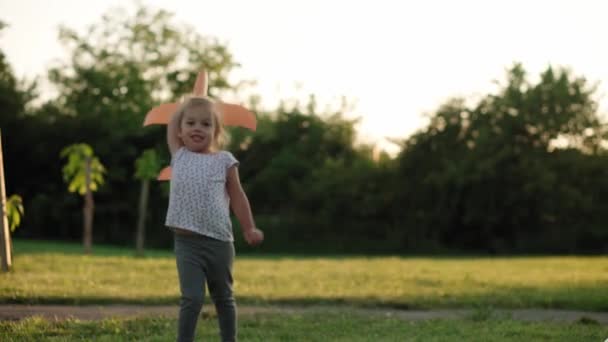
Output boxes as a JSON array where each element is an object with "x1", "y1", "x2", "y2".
[{"x1": 165, "y1": 147, "x2": 239, "y2": 241}]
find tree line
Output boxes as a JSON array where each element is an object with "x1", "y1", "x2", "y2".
[{"x1": 1, "y1": 6, "x2": 606, "y2": 254}]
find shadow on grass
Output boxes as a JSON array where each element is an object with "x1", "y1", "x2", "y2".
[
  {"x1": 1, "y1": 295, "x2": 414, "y2": 309},
  {"x1": 12, "y1": 239, "x2": 174, "y2": 258},
  {"x1": 4, "y1": 288, "x2": 608, "y2": 312},
  {"x1": 18, "y1": 238, "x2": 601, "y2": 260}
]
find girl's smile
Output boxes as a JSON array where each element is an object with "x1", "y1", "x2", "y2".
[
  {"x1": 179, "y1": 108, "x2": 217, "y2": 153},
  {"x1": 189, "y1": 133, "x2": 205, "y2": 143}
]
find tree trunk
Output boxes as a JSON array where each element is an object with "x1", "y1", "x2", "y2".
[
  {"x1": 0, "y1": 131, "x2": 11, "y2": 271},
  {"x1": 135, "y1": 179, "x2": 149, "y2": 256},
  {"x1": 83, "y1": 157, "x2": 94, "y2": 254}
]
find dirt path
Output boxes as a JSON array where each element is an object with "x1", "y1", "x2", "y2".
[{"x1": 1, "y1": 304, "x2": 607, "y2": 324}]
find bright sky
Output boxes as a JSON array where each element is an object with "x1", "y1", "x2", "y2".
[{"x1": 1, "y1": 0, "x2": 607, "y2": 155}]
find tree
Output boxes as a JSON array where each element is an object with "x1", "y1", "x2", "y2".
[
  {"x1": 29, "y1": 5, "x2": 246, "y2": 248},
  {"x1": 60, "y1": 143, "x2": 105, "y2": 254},
  {"x1": 474, "y1": 63, "x2": 604, "y2": 153},
  {"x1": 134, "y1": 149, "x2": 161, "y2": 256},
  {"x1": 0, "y1": 20, "x2": 32, "y2": 122},
  {"x1": 0, "y1": 130, "x2": 11, "y2": 271},
  {"x1": 0, "y1": 22, "x2": 32, "y2": 270},
  {"x1": 394, "y1": 63, "x2": 607, "y2": 253},
  {"x1": 47, "y1": 5, "x2": 243, "y2": 142}
]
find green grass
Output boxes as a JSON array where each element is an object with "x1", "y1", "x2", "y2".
[
  {"x1": 1, "y1": 312, "x2": 607, "y2": 341},
  {"x1": 2, "y1": 239, "x2": 608, "y2": 341},
  {"x1": 3, "y1": 239, "x2": 608, "y2": 310}
]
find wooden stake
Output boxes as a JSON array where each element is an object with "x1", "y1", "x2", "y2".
[{"x1": 0, "y1": 130, "x2": 12, "y2": 272}]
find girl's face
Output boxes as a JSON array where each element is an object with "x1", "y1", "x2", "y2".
[{"x1": 178, "y1": 107, "x2": 216, "y2": 153}]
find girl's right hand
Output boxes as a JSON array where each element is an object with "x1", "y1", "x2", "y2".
[{"x1": 244, "y1": 228, "x2": 264, "y2": 246}]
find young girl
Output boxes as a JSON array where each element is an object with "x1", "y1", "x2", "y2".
[{"x1": 165, "y1": 96, "x2": 264, "y2": 342}]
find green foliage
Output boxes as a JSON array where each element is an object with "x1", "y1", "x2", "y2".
[
  {"x1": 9, "y1": 4, "x2": 247, "y2": 247},
  {"x1": 2, "y1": 5, "x2": 607, "y2": 254},
  {"x1": 394, "y1": 63, "x2": 608, "y2": 253},
  {"x1": 134, "y1": 149, "x2": 161, "y2": 180},
  {"x1": 0, "y1": 40, "x2": 28, "y2": 122},
  {"x1": 60, "y1": 143, "x2": 106, "y2": 195},
  {"x1": 47, "y1": 5, "x2": 242, "y2": 136},
  {"x1": 6, "y1": 194, "x2": 24, "y2": 232},
  {"x1": 232, "y1": 104, "x2": 361, "y2": 211}
]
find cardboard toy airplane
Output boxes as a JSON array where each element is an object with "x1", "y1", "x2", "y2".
[{"x1": 143, "y1": 69, "x2": 256, "y2": 180}]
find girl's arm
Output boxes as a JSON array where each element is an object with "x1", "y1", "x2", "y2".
[
  {"x1": 226, "y1": 165, "x2": 264, "y2": 246},
  {"x1": 167, "y1": 112, "x2": 183, "y2": 155}
]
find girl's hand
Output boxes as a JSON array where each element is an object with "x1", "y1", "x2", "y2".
[{"x1": 244, "y1": 228, "x2": 264, "y2": 246}]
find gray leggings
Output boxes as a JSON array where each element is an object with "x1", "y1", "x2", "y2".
[{"x1": 174, "y1": 233, "x2": 236, "y2": 342}]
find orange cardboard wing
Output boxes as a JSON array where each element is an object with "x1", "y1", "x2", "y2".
[
  {"x1": 157, "y1": 166, "x2": 172, "y2": 181},
  {"x1": 143, "y1": 101, "x2": 256, "y2": 130},
  {"x1": 217, "y1": 102, "x2": 257, "y2": 131},
  {"x1": 143, "y1": 103, "x2": 179, "y2": 126}
]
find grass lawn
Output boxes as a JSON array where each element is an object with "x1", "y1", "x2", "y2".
[
  {"x1": 2, "y1": 312, "x2": 607, "y2": 341},
  {"x1": 2, "y1": 239, "x2": 607, "y2": 310},
  {"x1": 1, "y1": 239, "x2": 608, "y2": 341}
]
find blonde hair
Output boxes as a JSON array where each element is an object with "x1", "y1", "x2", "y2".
[{"x1": 174, "y1": 96, "x2": 229, "y2": 151}]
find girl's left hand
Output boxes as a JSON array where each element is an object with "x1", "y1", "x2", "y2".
[{"x1": 244, "y1": 228, "x2": 264, "y2": 246}]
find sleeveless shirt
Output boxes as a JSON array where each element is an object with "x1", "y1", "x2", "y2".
[{"x1": 165, "y1": 147, "x2": 239, "y2": 241}]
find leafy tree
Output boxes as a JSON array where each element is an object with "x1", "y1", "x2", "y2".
[
  {"x1": 0, "y1": 21, "x2": 28, "y2": 120},
  {"x1": 6, "y1": 4, "x2": 607, "y2": 254},
  {"x1": 60, "y1": 143, "x2": 105, "y2": 254},
  {"x1": 0, "y1": 23, "x2": 30, "y2": 269},
  {"x1": 394, "y1": 63, "x2": 607, "y2": 253},
  {"x1": 31, "y1": 4, "x2": 244, "y2": 247},
  {"x1": 227, "y1": 98, "x2": 396, "y2": 253},
  {"x1": 134, "y1": 149, "x2": 161, "y2": 256},
  {"x1": 47, "y1": 5, "x2": 243, "y2": 142},
  {"x1": 235, "y1": 101, "x2": 359, "y2": 213},
  {"x1": 473, "y1": 63, "x2": 603, "y2": 153}
]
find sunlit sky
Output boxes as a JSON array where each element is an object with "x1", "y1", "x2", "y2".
[{"x1": 1, "y1": 0, "x2": 607, "y2": 155}]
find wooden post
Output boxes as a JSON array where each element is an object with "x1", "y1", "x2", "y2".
[
  {"x1": 135, "y1": 179, "x2": 149, "y2": 256},
  {"x1": 0, "y1": 130, "x2": 12, "y2": 272}
]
